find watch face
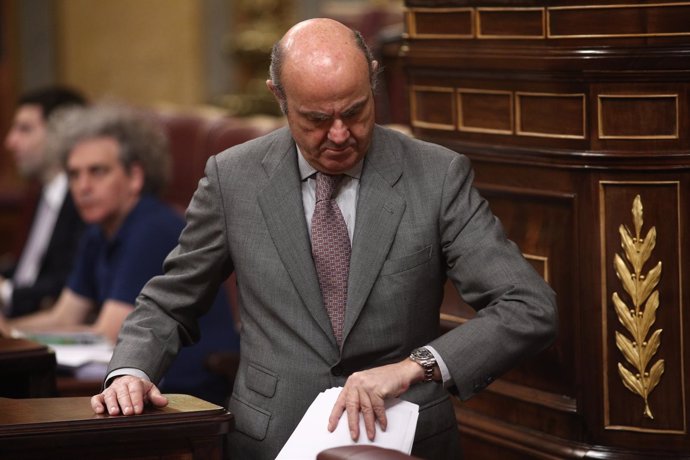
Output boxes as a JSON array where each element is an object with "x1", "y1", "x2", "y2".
[{"x1": 412, "y1": 348, "x2": 433, "y2": 361}]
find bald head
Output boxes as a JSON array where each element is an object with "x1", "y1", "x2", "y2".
[
  {"x1": 265, "y1": 19, "x2": 379, "y2": 174},
  {"x1": 268, "y1": 18, "x2": 378, "y2": 114}
]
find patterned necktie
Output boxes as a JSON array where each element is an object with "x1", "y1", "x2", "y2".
[{"x1": 311, "y1": 172, "x2": 350, "y2": 346}]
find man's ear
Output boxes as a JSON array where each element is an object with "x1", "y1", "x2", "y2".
[
  {"x1": 266, "y1": 80, "x2": 287, "y2": 114},
  {"x1": 128, "y1": 162, "x2": 145, "y2": 195},
  {"x1": 266, "y1": 80, "x2": 280, "y2": 100}
]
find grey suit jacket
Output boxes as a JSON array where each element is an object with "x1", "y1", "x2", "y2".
[{"x1": 109, "y1": 125, "x2": 557, "y2": 459}]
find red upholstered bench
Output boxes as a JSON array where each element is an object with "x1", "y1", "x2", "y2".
[{"x1": 317, "y1": 446, "x2": 421, "y2": 460}]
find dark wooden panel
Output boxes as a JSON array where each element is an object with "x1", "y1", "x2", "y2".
[
  {"x1": 406, "y1": 8, "x2": 473, "y2": 39},
  {"x1": 405, "y1": 1, "x2": 690, "y2": 457},
  {"x1": 549, "y1": 3, "x2": 690, "y2": 38},
  {"x1": 0, "y1": 338, "x2": 56, "y2": 398},
  {"x1": 598, "y1": 95, "x2": 678, "y2": 139},
  {"x1": 458, "y1": 89, "x2": 512, "y2": 134},
  {"x1": 517, "y1": 92, "x2": 586, "y2": 139},
  {"x1": 0, "y1": 394, "x2": 231, "y2": 459},
  {"x1": 477, "y1": 7, "x2": 544, "y2": 39},
  {"x1": 410, "y1": 85, "x2": 455, "y2": 130},
  {"x1": 600, "y1": 183, "x2": 685, "y2": 434}
]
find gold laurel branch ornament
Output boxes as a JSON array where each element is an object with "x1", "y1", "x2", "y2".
[{"x1": 612, "y1": 195, "x2": 664, "y2": 419}]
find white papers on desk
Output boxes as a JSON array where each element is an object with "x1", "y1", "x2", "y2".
[
  {"x1": 49, "y1": 341, "x2": 113, "y2": 368},
  {"x1": 20, "y1": 331, "x2": 112, "y2": 376},
  {"x1": 276, "y1": 387, "x2": 419, "y2": 460}
]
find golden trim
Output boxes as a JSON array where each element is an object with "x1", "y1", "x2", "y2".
[
  {"x1": 406, "y1": 7, "x2": 475, "y2": 39},
  {"x1": 600, "y1": 181, "x2": 687, "y2": 434},
  {"x1": 457, "y1": 88, "x2": 513, "y2": 135},
  {"x1": 550, "y1": 1, "x2": 690, "y2": 11},
  {"x1": 487, "y1": 379, "x2": 577, "y2": 413},
  {"x1": 476, "y1": 7, "x2": 546, "y2": 39},
  {"x1": 547, "y1": 2, "x2": 690, "y2": 39},
  {"x1": 524, "y1": 254, "x2": 549, "y2": 284},
  {"x1": 410, "y1": 85, "x2": 456, "y2": 131},
  {"x1": 597, "y1": 94, "x2": 679, "y2": 140},
  {"x1": 612, "y1": 196, "x2": 664, "y2": 419},
  {"x1": 440, "y1": 312, "x2": 468, "y2": 326},
  {"x1": 516, "y1": 92, "x2": 586, "y2": 139}
]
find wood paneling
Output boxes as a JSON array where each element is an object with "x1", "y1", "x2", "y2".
[
  {"x1": 476, "y1": 8, "x2": 545, "y2": 39},
  {"x1": 600, "y1": 183, "x2": 686, "y2": 434},
  {"x1": 404, "y1": 1, "x2": 690, "y2": 458},
  {"x1": 516, "y1": 92, "x2": 586, "y2": 139},
  {"x1": 598, "y1": 95, "x2": 678, "y2": 139},
  {"x1": 458, "y1": 89, "x2": 513, "y2": 134},
  {"x1": 549, "y1": 3, "x2": 690, "y2": 38},
  {"x1": 406, "y1": 2, "x2": 690, "y2": 40},
  {"x1": 0, "y1": 394, "x2": 231, "y2": 459},
  {"x1": 406, "y1": 8, "x2": 473, "y2": 39},
  {"x1": 410, "y1": 85, "x2": 455, "y2": 130}
]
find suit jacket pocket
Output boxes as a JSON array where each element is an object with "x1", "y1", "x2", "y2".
[
  {"x1": 415, "y1": 393, "x2": 455, "y2": 442},
  {"x1": 380, "y1": 245, "x2": 432, "y2": 276},
  {"x1": 246, "y1": 362, "x2": 278, "y2": 398},
  {"x1": 228, "y1": 395, "x2": 272, "y2": 441}
]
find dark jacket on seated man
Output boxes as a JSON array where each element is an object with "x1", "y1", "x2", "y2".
[{"x1": 2, "y1": 192, "x2": 84, "y2": 317}]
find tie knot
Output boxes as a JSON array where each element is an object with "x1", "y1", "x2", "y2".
[{"x1": 315, "y1": 173, "x2": 343, "y2": 202}]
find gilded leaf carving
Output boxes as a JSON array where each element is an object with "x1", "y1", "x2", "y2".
[{"x1": 612, "y1": 195, "x2": 665, "y2": 420}]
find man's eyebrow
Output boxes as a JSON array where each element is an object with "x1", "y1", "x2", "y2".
[
  {"x1": 341, "y1": 100, "x2": 367, "y2": 117},
  {"x1": 299, "y1": 98, "x2": 369, "y2": 119},
  {"x1": 300, "y1": 109, "x2": 330, "y2": 119}
]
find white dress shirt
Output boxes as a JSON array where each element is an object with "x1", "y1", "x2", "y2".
[{"x1": 1, "y1": 173, "x2": 68, "y2": 311}]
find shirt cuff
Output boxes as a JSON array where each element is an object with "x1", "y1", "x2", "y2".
[
  {"x1": 424, "y1": 345, "x2": 454, "y2": 389},
  {"x1": 104, "y1": 368, "x2": 151, "y2": 389}
]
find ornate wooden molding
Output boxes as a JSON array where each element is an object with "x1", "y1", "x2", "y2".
[
  {"x1": 406, "y1": 2, "x2": 690, "y2": 40},
  {"x1": 612, "y1": 195, "x2": 665, "y2": 419}
]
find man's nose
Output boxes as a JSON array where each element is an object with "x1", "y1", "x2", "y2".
[
  {"x1": 328, "y1": 119, "x2": 350, "y2": 145},
  {"x1": 71, "y1": 174, "x2": 90, "y2": 194}
]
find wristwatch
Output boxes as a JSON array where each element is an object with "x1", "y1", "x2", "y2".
[{"x1": 409, "y1": 347, "x2": 436, "y2": 382}]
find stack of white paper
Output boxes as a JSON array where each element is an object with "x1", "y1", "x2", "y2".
[{"x1": 276, "y1": 387, "x2": 419, "y2": 460}]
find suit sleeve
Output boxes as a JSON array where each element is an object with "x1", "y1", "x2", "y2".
[
  {"x1": 429, "y1": 153, "x2": 558, "y2": 400},
  {"x1": 107, "y1": 156, "x2": 232, "y2": 383}
]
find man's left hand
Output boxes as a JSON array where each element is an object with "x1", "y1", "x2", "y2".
[{"x1": 327, "y1": 358, "x2": 424, "y2": 441}]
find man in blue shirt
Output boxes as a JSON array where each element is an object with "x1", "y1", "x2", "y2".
[{"x1": 4, "y1": 104, "x2": 238, "y2": 405}]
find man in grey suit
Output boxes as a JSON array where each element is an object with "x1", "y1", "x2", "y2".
[{"x1": 91, "y1": 18, "x2": 557, "y2": 459}]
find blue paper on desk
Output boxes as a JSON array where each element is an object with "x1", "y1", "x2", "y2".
[{"x1": 276, "y1": 387, "x2": 419, "y2": 459}]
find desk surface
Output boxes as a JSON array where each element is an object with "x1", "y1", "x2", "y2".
[
  {"x1": 0, "y1": 394, "x2": 233, "y2": 459},
  {"x1": 0, "y1": 393, "x2": 224, "y2": 428}
]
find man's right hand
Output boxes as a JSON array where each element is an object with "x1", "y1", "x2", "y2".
[{"x1": 90, "y1": 375, "x2": 168, "y2": 416}]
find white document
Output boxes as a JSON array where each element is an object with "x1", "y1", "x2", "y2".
[
  {"x1": 49, "y1": 342, "x2": 113, "y2": 368},
  {"x1": 18, "y1": 330, "x2": 113, "y2": 371},
  {"x1": 276, "y1": 387, "x2": 419, "y2": 460}
]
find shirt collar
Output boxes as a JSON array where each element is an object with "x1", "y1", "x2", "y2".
[
  {"x1": 296, "y1": 145, "x2": 363, "y2": 181},
  {"x1": 105, "y1": 194, "x2": 153, "y2": 245}
]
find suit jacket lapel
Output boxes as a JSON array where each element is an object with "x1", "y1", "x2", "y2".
[
  {"x1": 257, "y1": 129, "x2": 336, "y2": 344},
  {"x1": 343, "y1": 126, "x2": 405, "y2": 344}
]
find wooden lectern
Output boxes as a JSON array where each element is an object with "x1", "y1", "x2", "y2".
[
  {"x1": 0, "y1": 337, "x2": 56, "y2": 398},
  {"x1": 0, "y1": 394, "x2": 233, "y2": 459}
]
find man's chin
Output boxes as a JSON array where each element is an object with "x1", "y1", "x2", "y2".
[{"x1": 319, "y1": 150, "x2": 360, "y2": 172}]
